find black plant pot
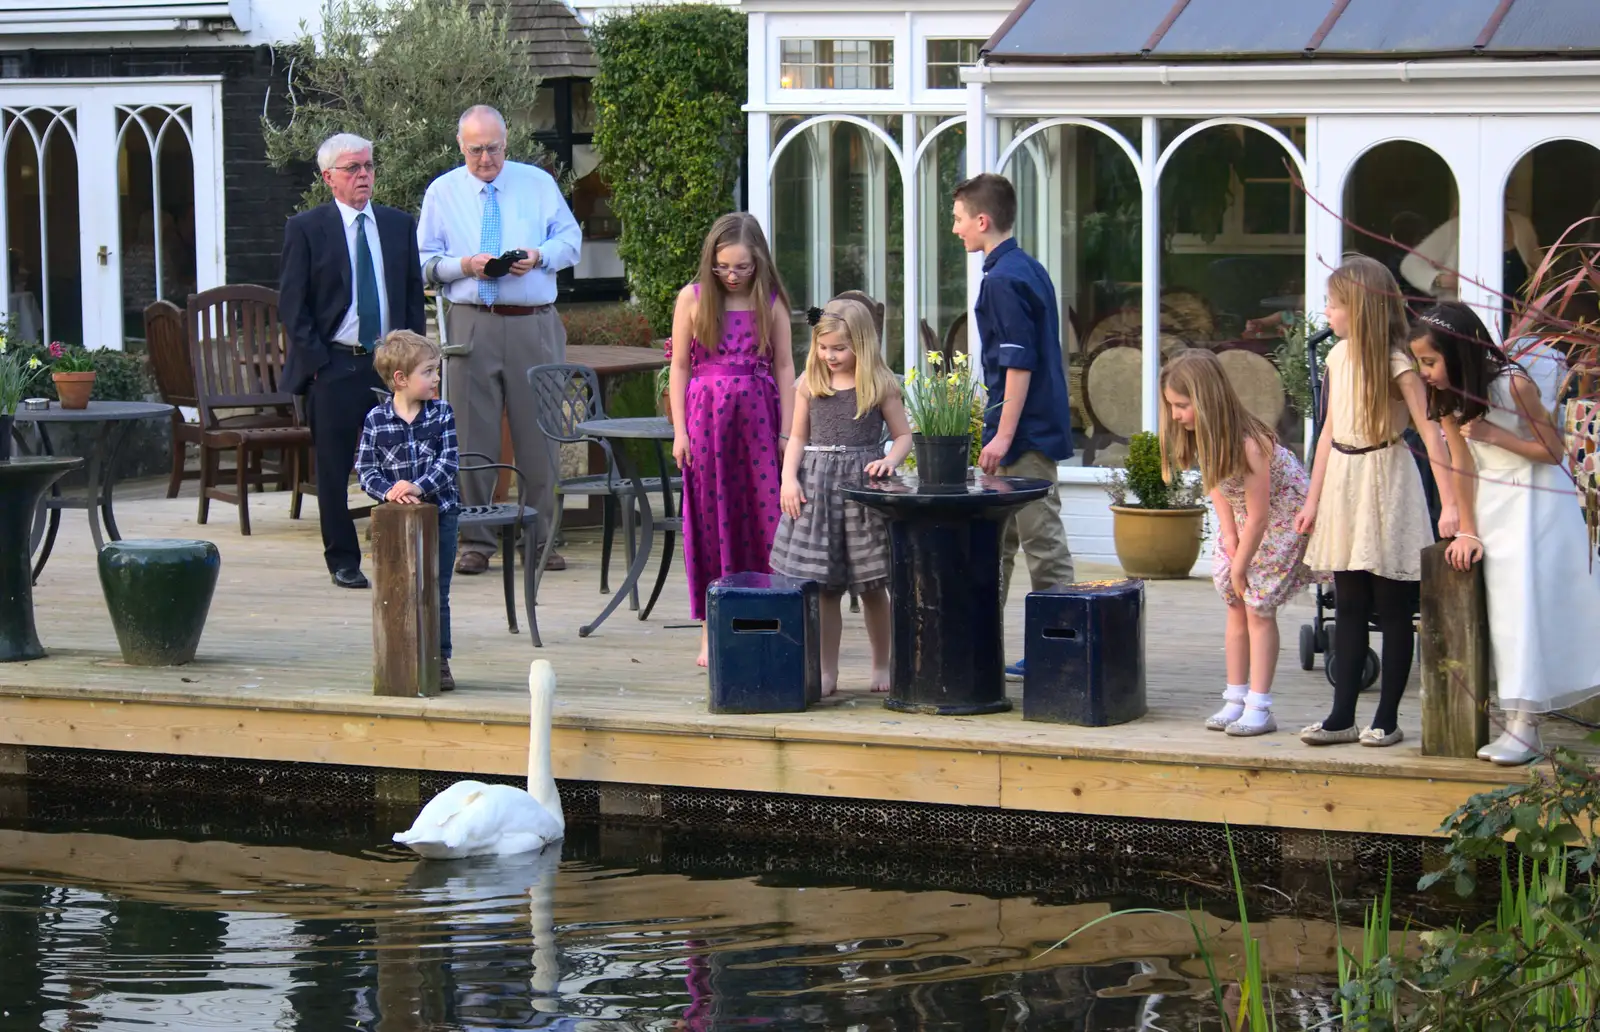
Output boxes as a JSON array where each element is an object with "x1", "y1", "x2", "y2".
[
  {"x1": 98, "y1": 539, "x2": 221, "y2": 665},
  {"x1": 0, "y1": 414, "x2": 12, "y2": 461},
  {"x1": 913, "y1": 434, "x2": 969, "y2": 486}
]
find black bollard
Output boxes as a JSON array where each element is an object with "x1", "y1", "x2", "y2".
[{"x1": 98, "y1": 539, "x2": 222, "y2": 666}]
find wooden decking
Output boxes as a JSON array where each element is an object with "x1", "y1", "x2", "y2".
[{"x1": 0, "y1": 484, "x2": 1567, "y2": 839}]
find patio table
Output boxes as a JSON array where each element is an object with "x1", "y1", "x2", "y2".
[
  {"x1": 573, "y1": 415, "x2": 677, "y2": 637},
  {"x1": 844, "y1": 474, "x2": 1052, "y2": 715},
  {"x1": 0, "y1": 457, "x2": 82, "y2": 661},
  {"x1": 10, "y1": 400, "x2": 174, "y2": 582}
]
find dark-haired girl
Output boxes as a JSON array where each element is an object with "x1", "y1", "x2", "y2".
[{"x1": 1409, "y1": 301, "x2": 1600, "y2": 765}]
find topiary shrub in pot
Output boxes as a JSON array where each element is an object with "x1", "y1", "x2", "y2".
[{"x1": 1103, "y1": 431, "x2": 1206, "y2": 579}]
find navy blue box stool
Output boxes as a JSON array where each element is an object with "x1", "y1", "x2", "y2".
[
  {"x1": 1022, "y1": 579, "x2": 1147, "y2": 726},
  {"x1": 706, "y1": 573, "x2": 822, "y2": 714}
]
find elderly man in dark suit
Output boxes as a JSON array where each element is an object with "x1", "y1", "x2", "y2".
[{"x1": 280, "y1": 132, "x2": 427, "y2": 588}]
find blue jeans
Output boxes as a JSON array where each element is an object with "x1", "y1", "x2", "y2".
[{"x1": 438, "y1": 509, "x2": 459, "y2": 659}]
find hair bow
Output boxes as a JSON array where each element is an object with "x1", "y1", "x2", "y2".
[{"x1": 805, "y1": 306, "x2": 823, "y2": 326}]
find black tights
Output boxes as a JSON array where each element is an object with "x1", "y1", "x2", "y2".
[{"x1": 1325, "y1": 570, "x2": 1418, "y2": 734}]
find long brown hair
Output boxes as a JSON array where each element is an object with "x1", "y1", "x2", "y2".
[
  {"x1": 1159, "y1": 349, "x2": 1276, "y2": 491},
  {"x1": 1327, "y1": 255, "x2": 1410, "y2": 441},
  {"x1": 693, "y1": 212, "x2": 789, "y2": 356}
]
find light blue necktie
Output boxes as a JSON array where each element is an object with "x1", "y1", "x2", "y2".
[{"x1": 478, "y1": 183, "x2": 501, "y2": 306}]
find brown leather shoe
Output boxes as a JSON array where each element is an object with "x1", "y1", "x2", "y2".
[
  {"x1": 543, "y1": 552, "x2": 567, "y2": 572},
  {"x1": 439, "y1": 659, "x2": 456, "y2": 692},
  {"x1": 455, "y1": 551, "x2": 489, "y2": 575}
]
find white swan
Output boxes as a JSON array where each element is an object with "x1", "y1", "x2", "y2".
[{"x1": 394, "y1": 660, "x2": 565, "y2": 859}]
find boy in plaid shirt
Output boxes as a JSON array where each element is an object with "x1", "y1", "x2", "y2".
[{"x1": 357, "y1": 330, "x2": 462, "y2": 690}]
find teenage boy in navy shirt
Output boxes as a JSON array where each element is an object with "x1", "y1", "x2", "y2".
[{"x1": 953, "y1": 173, "x2": 1076, "y2": 678}]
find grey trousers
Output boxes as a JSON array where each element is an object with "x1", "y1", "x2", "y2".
[
  {"x1": 444, "y1": 302, "x2": 565, "y2": 558},
  {"x1": 998, "y1": 449, "x2": 1076, "y2": 606}
]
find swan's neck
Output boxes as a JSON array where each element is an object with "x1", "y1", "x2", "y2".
[{"x1": 528, "y1": 678, "x2": 564, "y2": 826}]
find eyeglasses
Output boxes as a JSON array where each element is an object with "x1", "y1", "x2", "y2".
[
  {"x1": 713, "y1": 263, "x2": 755, "y2": 278},
  {"x1": 466, "y1": 143, "x2": 505, "y2": 158},
  {"x1": 332, "y1": 161, "x2": 375, "y2": 176}
]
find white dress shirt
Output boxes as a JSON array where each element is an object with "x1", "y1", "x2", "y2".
[
  {"x1": 1400, "y1": 213, "x2": 1542, "y2": 300},
  {"x1": 417, "y1": 161, "x2": 583, "y2": 307},
  {"x1": 333, "y1": 198, "x2": 390, "y2": 347}
]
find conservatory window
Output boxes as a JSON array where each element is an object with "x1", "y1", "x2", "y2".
[
  {"x1": 925, "y1": 39, "x2": 983, "y2": 90},
  {"x1": 779, "y1": 39, "x2": 894, "y2": 90},
  {"x1": 1169, "y1": 123, "x2": 1305, "y2": 253}
]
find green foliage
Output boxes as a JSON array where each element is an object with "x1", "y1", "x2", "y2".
[
  {"x1": 261, "y1": 0, "x2": 557, "y2": 216},
  {"x1": 1105, "y1": 430, "x2": 1202, "y2": 510},
  {"x1": 1274, "y1": 312, "x2": 1336, "y2": 417},
  {"x1": 902, "y1": 351, "x2": 982, "y2": 439},
  {"x1": 562, "y1": 303, "x2": 657, "y2": 349},
  {"x1": 0, "y1": 334, "x2": 46, "y2": 414},
  {"x1": 6, "y1": 342, "x2": 153, "y2": 403},
  {"x1": 46, "y1": 342, "x2": 96, "y2": 373},
  {"x1": 591, "y1": 4, "x2": 747, "y2": 335}
]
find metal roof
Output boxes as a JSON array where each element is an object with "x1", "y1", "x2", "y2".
[{"x1": 984, "y1": 0, "x2": 1600, "y2": 63}]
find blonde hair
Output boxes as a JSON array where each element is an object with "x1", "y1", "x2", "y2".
[
  {"x1": 804, "y1": 295, "x2": 896, "y2": 417},
  {"x1": 693, "y1": 212, "x2": 789, "y2": 357},
  {"x1": 374, "y1": 330, "x2": 441, "y2": 389},
  {"x1": 1327, "y1": 254, "x2": 1409, "y2": 442},
  {"x1": 1159, "y1": 349, "x2": 1276, "y2": 492}
]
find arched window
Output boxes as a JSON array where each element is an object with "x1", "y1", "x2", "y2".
[
  {"x1": 996, "y1": 118, "x2": 1142, "y2": 468},
  {"x1": 1342, "y1": 140, "x2": 1457, "y2": 314},
  {"x1": 1503, "y1": 139, "x2": 1600, "y2": 329}
]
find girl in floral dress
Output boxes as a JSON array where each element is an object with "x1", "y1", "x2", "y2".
[
  {"x1": 1160, "y1": 349, "x2": 1318, "y2": 737},
  {"x1": 668, "y1": 213, "x2": 796, "y2": 667}
]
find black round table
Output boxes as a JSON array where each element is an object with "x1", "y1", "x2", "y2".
[
  {"x1": 0, "y1": 457, "x2": 83, "y2": 661},
  {"x1": 573, "y1": 416, "x2": 678, "y2": 637},
  {"x1": 9, "y1": 400, "x2": 174, "y2": 581},
  {"x1": 844, "y1": 474, "x2": 1053, "y2": 715}
]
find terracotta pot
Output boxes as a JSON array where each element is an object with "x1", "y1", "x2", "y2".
[
  {"x1": 52, "y1": 371, "x2": 95, "y2": 410},
  {"x1": 1109, "y1": 504, "x2": 1205, "y2": 579}
]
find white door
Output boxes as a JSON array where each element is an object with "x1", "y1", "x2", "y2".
[{"x1": 0, "y1": 78, "x2": 223, "y2": 350}]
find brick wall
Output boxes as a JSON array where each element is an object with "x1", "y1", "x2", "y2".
[{"x1": 3, "y1": 45, "x2": 310, "y2": 289}]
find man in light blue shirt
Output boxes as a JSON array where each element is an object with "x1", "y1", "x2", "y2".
[{"x1": 418, "y1": 104, "x2": 583, "y2": 575}]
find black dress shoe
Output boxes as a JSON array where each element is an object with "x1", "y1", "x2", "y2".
[{"x1": 331, "y1": 568, "x2": 370, "y2": 589}]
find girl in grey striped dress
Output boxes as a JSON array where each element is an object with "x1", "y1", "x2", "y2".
[{"x1": 771, "y1": 296, "x2": 913, "y2": 695}]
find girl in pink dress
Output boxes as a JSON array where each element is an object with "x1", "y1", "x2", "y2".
[
  {"x1": 668, "y1": 213, "x2": 796, "y2": 666},
  {"x1": 1161, "y1": 349, "x2": 1319, "y2": 737}
]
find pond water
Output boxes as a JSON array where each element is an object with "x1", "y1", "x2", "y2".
[{"x1": 0, "y1": 788, "x2": 1468, "y2": 1031}]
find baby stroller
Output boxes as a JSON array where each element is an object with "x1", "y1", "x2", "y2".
[{"x1": 1297, "y1": 339, "x2": 1442, "y2": 687}]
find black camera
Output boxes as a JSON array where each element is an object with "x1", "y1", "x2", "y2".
[{"x1": 483, "y1": 249, "x2": 529, "y2": 278}]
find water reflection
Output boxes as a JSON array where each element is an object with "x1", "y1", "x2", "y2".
[{"x1": 0, "y1": 818, "x2": 1422, "y2": 1031}]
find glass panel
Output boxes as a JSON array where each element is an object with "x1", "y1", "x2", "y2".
[
  {"x1": 530, "y1": 86, "x2": 557, "y2": 133},
  {"x1": 925, "y1": 39, "x2": 984, "y2": 90},
  {"x1": 569, "y1": 144, "x2": 622, "y2": 282},
  {"x1": 1001, "y1": 120, "x2": 1144, "y2": 468},
  {"x1": 1154, "y1": 0, "x2": 1331, "y2": 55},
  {"x1": 770, "y1": 121, "x2": 903, "y2": 371},
  {"x1": 1503, "y1": 140, "x2": 1600, "y2": 335},
  {"x1": 1319, "y1": 0, "x2": 1502, "y2": 53},
  {"x1": 1342, "y1": 140, "x2": 1456, "y2": 317},
  {"x1": 915, "y1": 119, "x2": 967, "y2": 371},
  {"x1": 4, "y1": 106, "x2": 79, "y2": 347},
  {"x1": 778, "y1": 39, "x2": 893, "y2": 90},
  {"x1": 117, "y1": 106, "x2": 197, "y2": 345},
  {"x1": 1161, "y1": 123, "x2": 1307, "y2": 456},
  {"x1": 571, "y1": 81, "x2": 596, "y2": 134}
]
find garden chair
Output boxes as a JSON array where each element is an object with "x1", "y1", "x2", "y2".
[
  {"x1": 457, "y1": 450, "x2": 542, "y2": 647},
  {"x1": 187, "y1": 285, "x2": 312, "y2": 535},
  {"x1": 527, "y1": 362, "x2": 678, "y2": 605}
]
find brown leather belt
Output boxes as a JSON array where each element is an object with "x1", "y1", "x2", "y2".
[
  {"x1": 470, "y1": 303, "x2": 552, "y2": 317},
  {"x1": 1331, "y1": 436, "x2": 1400, "y2": 456}
]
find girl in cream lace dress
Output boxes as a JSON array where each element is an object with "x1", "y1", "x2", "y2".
[{"x1": 1295, "y1": 257, "x2": 1456, "y2": 748}]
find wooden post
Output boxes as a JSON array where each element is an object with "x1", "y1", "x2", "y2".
[
  {"x1": 1419, "y1": 540, "x2": 1490, "y2": 757},
  {"x1": 372, "y1": 502, "x2": 440, "y2": 698}
]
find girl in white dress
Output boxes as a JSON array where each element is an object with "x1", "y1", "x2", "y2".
[{"x1": 1408, "y1": 301, "x2": 1600, "y2": 765}]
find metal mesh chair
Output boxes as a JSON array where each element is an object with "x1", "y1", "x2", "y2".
[
  {"x1": 527, "y1": 362, "x2": 676, "y2": 604},
  {"x1": 456, "y1": 451, "x2": 541, "y2": 647}
]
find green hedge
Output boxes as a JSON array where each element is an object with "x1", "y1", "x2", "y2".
[{"x1": 591, "y1": 4, "x2": 747, "y2": 336}]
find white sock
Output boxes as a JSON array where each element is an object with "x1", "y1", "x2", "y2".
[
  {"x1": 1235, "y1": 692, "x2": 1274, "y2": 729},
  {"x1": 1211, "y1": 684, "x2": 1248, "y2": 723}
]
